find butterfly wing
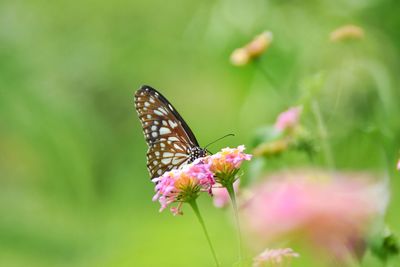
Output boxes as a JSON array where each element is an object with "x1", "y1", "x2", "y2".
[{"x1": 134, "y1": 85, "x2": 200, "y2": 179}]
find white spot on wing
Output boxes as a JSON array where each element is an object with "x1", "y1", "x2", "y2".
[
  {"x1": 163, "y1": 152, "x2": 173, "y2": 157},
  {"x1": 160, "y1": 127, "x2": 171, "y2": 135},
  {"x1": 154, "y1": 110, "x2": 163, "y2": 116},
  {"x1": 162, "y1": 158, "x2": 172, "y2": 164},
  {"x1": 168, "y1": 120, "x2": 178, "y2": 128},
  {"x1": 173, "y1": 144, "x2": 182, "y2": 150},
  {"x1": 158, "y1": 107, "x2": 168, "y2": 115},
  {"x1": 172, "y1": 158, "x2": 182, "y2": 165}
]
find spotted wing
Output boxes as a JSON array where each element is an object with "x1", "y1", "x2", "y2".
[{"x1": 134, "y1": 85, "x2": 200, "y2": 179}]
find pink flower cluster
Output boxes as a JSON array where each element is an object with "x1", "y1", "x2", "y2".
[
  {"x1": 152, "y1": 161, "x2": 215, "y2": 215},
  {"x1": 274, "y1": 106, "x2": 302, "y2": 131},
  {"x1": 205, "y1": 145, "x2": 252, "y2": 175},
  {"x1": 242, "y1": 169, "x2": 387, "y2": 263},
  {"x1": 152, "y1": 145, "x2": 252, "y2": 214},
  {"x1": 253, "y1": 248, "x2": 299, "y2": 267}
]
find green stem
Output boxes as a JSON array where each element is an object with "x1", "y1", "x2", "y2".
[
  {"x1": 189, "y1": 200, "x2": 220, "y2": 267},
  {"x1": 311, "y1": 100, "x2": 335, "y2": 170},
  {"x1": 226, "y1": 183, "x2": 244, "y2": 266},
  {"x1": 253, "y1": 60, "x2": 279, "y2": 90}
]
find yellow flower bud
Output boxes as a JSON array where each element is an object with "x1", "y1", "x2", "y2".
[{"x1": 330, "y1": 24, "x2": 365, "y2": 42}]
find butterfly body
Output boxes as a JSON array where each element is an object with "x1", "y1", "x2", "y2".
[{"x1": 134, "y1": 85, "x2": 207, "y2": 179}]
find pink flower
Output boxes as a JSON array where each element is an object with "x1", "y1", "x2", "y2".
[
  {"x1": 253, "y1": 248, "x2": 299, "y2": 267},
  {"x1": 187, "y1": 161, "x2": 215, "y2": 193},
  {"x1": 205, "y1": 145, "x2": 252, "y2": 176},
  {"x1": 212, "y1": 180, "x2": 240, "y2": 208},
  {"x1": 242, "y1": 169, "x2": 387, "y2": 264},
  {"x1": 274, "y1": 106, "x2": 302, "y2": 131},
  {"x1": 151, "y1": 145, "x2": 251, "y2": 214},
  {"x1": 152, "y1": 161, "x2": 215, "y2": 215},
  {"x1": 397, "y1": 159, "x2": 400, "y2": 171}
]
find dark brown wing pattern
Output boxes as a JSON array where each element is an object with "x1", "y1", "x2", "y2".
[{"x1": 134, "y1": 85, "x2": 200, "y2": 179}]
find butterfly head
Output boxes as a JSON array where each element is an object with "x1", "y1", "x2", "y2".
[{"x1": 188, "y1": 146, "x2": 208, "y2": 163}]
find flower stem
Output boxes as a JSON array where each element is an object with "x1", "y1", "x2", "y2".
[
  {"x1": 226, "y1": 183, "x2": 244, "y2": 266},
  {"x1": 311, "y1": 100, "x2": 335, "y2": 170},
  {"x1": 189, "y1": 200, "x2": 220, "y2": 267},
  {"x1": 253, "y1": 59, "x2": 279, "y2": 90}
]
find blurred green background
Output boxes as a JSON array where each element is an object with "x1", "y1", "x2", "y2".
[{"x1": 1, "y1": 0, "x2": 399, "y2": 266}]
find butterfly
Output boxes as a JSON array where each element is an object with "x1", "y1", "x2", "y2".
[{"x1": 134, "y1": 85, "x2": 207, "y2": 179}]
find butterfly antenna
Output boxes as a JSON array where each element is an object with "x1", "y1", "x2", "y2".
[{"x1": 204, "y1": 134, "x2": 235, "y2": 149}]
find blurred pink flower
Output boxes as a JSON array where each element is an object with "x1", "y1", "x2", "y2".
[
  {"x1": 274, "y1": 106, "x2": 302, "y2": 131},
  {"x1": 242, "y1": 169, "x2": 388, "y2": 264},
  {"x1": 212, "y1": 180, "x2": 240, "y2": 208},
  {"x1": 253, "y1": 248, "x2": 299, "y2": 267},
  {"x1": 397, "y1": 159, "x2": 400, "y2": 171},
  {"x1": 152, "y1": 161, "x2": 215, "y2": 215}
]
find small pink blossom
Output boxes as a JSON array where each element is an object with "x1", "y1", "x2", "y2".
[
  {"x1": 242, "y1": 169, "x2": 387, "y2": 264},
  {"x1": 187, "y1": 161, "x2": 215, "y2": 193},
  {"x1": 397, "y1": 159, "x2": 400, "y2": 171},
  {"x1": 152, "y1": 161, "x2": 215, "y2": 214},
  {"x1": 212, "y1": 180, "x2": 240, "y2": 208},
  {"x1": 274, "y1": 106, "x2": 302, "y2": 131},
  {"x1": 253, "y1": 248, "x2": 299, "y2": 267}
]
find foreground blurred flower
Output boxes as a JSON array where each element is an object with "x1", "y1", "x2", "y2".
[
  {"x1": 212, "y1": 180, "x2": 240, "y2": 208},
  {"x1": 152, "y1": 160, "x2": 214, "y2": 215},
  {"x1": 242, "y1": 169, "x2": 388, "y2": 264},
  {"x1": 274, "y1": 106, "x2": 302, "y2": 132},
  {"x1": 330, "y1": 24, "x2": 365, "y2": 42},
  {"x1": 253, "y1": 248, "x2": 299, "y2": 267},
  {"x1": 231, "y1": 31, "x2": 273, "y2": 66}
]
